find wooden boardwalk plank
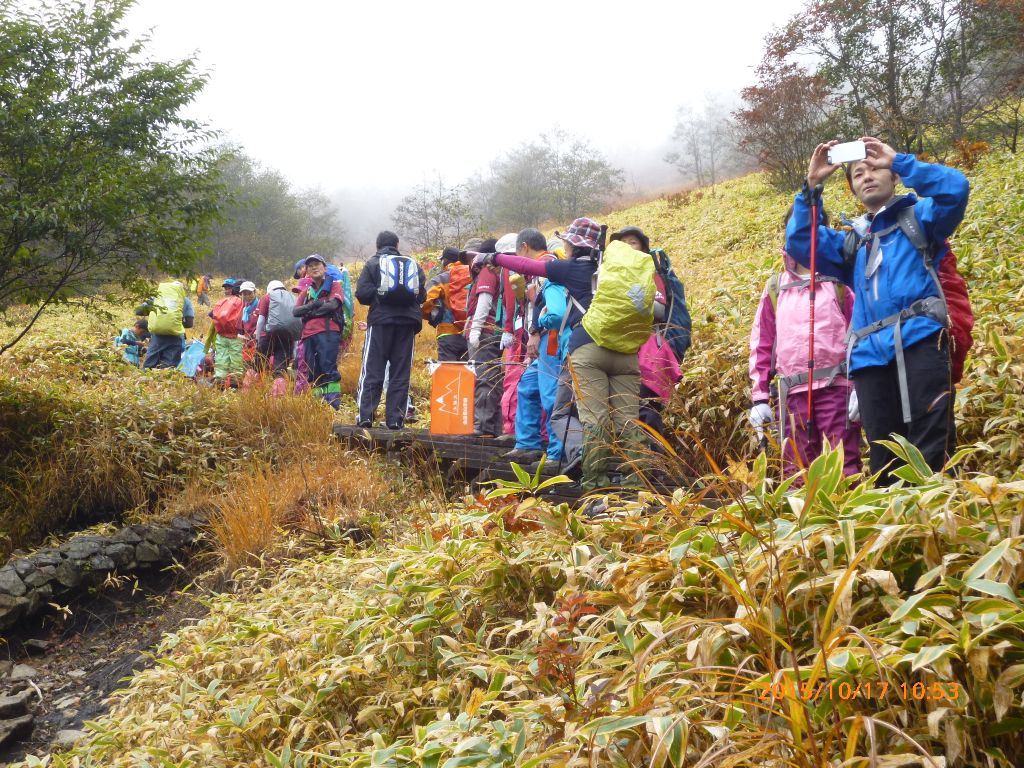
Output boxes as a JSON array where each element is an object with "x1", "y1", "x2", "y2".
[{"x1": 332, "y1": 424, "x2": 719, "y2": 507}]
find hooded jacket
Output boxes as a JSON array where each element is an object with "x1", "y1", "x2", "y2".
[
  {"x1": 356, "y1": 246, "x2": 427, "y2": 328},
  {"x1": 784, "y1": 153, "x2": 969, "y2": 372},
  {"x1": 749, "y1": 260, "x2": 855, "y2": 404}
]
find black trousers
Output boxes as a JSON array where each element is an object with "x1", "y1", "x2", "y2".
[
  {"x1": 854, "y1": 331, "x2": 955, "y2": 485},
  {"x1": 437, "y1": 333, "x2": 468, "y2": 362},
  {"x1": 357, "y1": 323, "x2": 418, "y2": 426},
  {"x1": 256, "y1": 331, "x2": 294, "y2": 377}
]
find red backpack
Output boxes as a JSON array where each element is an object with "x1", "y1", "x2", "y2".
[
  {"x1": 210, "y1": 295, "x2": 243, "y2": 337},
  {"x1": 938, "y1": 248, "x2": 974, "y2": 383}
]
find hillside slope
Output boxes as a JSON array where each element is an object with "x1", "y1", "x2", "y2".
[{"x1": 15, "y1": 152, "x2": 1024, "y2": 768}]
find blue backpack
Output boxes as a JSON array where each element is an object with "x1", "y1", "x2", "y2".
[
  {"x1": 652, "y1": 249, "x2": 692, "y2": 363},
  {"x1": 177, "y1": 340, "x2": 206, "y2": 377},
  {"x1": 377, "y1": 253, "x2": 420, "y2": 306}
]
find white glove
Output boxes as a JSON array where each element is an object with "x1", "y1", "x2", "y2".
[
  {"x1": 500, "y1": 332, "x2": 515, "y2": 350},
  {"x1": 749, "y1": 402, "x2": 773, "y2": 441},
  {"x1": 847, "y1": 389, "x2": 860, "y2": 423},
  {"x1": 468, "y1": 330, "x2": 480, "y2": 357}
]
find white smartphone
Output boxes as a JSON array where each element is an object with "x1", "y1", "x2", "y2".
[{"x1": 828, "y1": 140, "x2": 867, "y2": 165}]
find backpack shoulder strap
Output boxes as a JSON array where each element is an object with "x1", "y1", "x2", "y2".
[
  {"x1": 896, "y1": 205, "x2": 945, "y2": 300},
  {"x1": 766, "y1": 273, "x2": 781, "y2": 312},
  {"x1": 841, "y1": 230, "x2": 860, "y2": 267}
]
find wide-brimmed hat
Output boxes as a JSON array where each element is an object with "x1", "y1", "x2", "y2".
[
  {"x1": 556, "y1": 217, "x2": 602, "y2": 249},
  {"x1": 609, "y1": 226, "x2": 650, "y2": 253}
]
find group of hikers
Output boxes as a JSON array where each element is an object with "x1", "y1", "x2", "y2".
[{"x1": 121, "y1": 136, "x2": 973, "y2": 490}]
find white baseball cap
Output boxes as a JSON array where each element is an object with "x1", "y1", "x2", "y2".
[
  {"x1": 267, "y1": 280, "x2": 285, "y2": 292},
  {"x1": 495, "y1": 233, "x2": 518, "y2": 254},
  {"x1": 239, "y1": 281, "x2": 256, "y2": 293}
]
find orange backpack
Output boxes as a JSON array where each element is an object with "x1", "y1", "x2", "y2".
[
  {"x1": 210, "y1": 295, "x2": 243, "y2": 336},
  {"x1": 446, "y1": 263, "x2": 472, "y2": 328}
]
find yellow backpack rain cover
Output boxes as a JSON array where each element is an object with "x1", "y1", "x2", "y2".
[
  {"x1": 148, "y1": 281, "x2": 186, "y2": 336},
  {"x1": 581, "y1": 240, "x2": 655, "y2": 354}
]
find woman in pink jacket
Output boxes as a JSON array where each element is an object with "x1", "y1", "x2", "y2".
[{"x1": 749, "y1": 243, "x2": 862, "y2": 479}]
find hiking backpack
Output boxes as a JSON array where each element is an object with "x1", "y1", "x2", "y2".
[
  {"x1": 210, "y1": 295, "x2": 244, "y2": 337},
  {"x1": 147, "y1": 281, "x2": 186, "y2": 336},
  {"x1": 265, "y1": 288, "x2": 303, "y2": 339},
  {"x1": 842, "y1": 206, "x2": 974, "y2": 384},
  {"x1": 581, "y1": 240, "x2": 656, "y2": 354},
  {"x1": 177, "y1": 340, "x2": 207, "y2": 378},
  {"x1": 339, "y1": 268, "x2": 354, "y2": 340},
  {"x1": 651, "y1": 249, "x2": 693, "y2": 363},
  {"x1": 377, "y1": 253, "x2": 420, "y2": 305},
  {"x1": 446, "y1": 263, "x2": 472, "y2": 327}
]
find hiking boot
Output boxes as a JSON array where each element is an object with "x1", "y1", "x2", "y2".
[
  {"x1": 387, "y1": 422, "x2": 404, "y2": 430},
  {"x1": 579, "y1": 497, "x2": 611, "y2": 520},
  {"x1": 356, "y1": 420, "x2": 373, "y2": 428},
  {"x1": 493, "y1": 433, "x2": 516, "y2": 446},
  {"x1": 503, "y1": 448, "x2": 543, "y2": 463}
]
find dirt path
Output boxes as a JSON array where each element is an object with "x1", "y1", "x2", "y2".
[{"x1": 1, "y1": 569, "x2": 208, "y2": 765}]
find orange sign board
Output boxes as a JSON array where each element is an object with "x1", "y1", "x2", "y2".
[{"x1": 430, "y1": 363, "x2": 475, "y2": 435}]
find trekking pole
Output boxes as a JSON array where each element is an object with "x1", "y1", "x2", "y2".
[{"x1": 807, "y1": 184, "x2": 824, "y2": 441}]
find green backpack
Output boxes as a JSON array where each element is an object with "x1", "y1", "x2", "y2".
[
  {"x1": 147, "y1": 281, "x2": 186, "y2": 336},
  {"x1": 581, "y1": 240, "x2": 656, "y2": 354}
]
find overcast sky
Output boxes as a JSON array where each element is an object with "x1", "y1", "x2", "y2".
[{"x1": 123, "y1": 0, "x2": 804, "y2": 196}]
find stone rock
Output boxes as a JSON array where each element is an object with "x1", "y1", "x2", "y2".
[
  {"x1": 86, "y1": 554, "x2": 115, "y2": 572},
  {"x1": 135, "y1": 541, "x2": 161, "y2": 563},
  {"x1": 54, "y1": 728, "x2": 86, "y2": 749},
  {"x1": 109, "y1": 527, "x2": 142, "y2": 545},
  {"x1": 54, "y1": 560, "x2": 83, "y2": 589},
  {"x1": 21, "y1": 566, "x2": 49, "y2": 589},
  {"x1": 0, "y1": 714, "x2": 34, "y2": 748},
  {"x1": 62, "y1": 536, "x2": 103, "y2": 561},
  {"x1": 25, "y1": 583, "x2": 53, "y2": 616},
  {"x1": 23, "y1": 638, "x2": 51, "y2": 655},
  {"x1": 102, "y1": 542, "x2": 136, "y2": 568},
  {"x1": 0, "y1": 566, "x2": 27, "y2": 597},
  {"x1": 9, "y1": 663, "x2": 39, "y2": 682},
  {"x1": 67, "y1": 669, "x2": 87, "y2": 680},
  {"x1": 0, "y1": 594, "x2": 29, "y2": 629},
  {"x1": 11, "y1": 559, "x2": 35, "y2": 578},
  {"x1": 142, "y1": 526, "x2": 168, "y2": 546},
  {"x1": 0, "y1": 689, "x2": 33, "y2": 718},
  {"x1": 31, "y1": 549, "x2": 63, "y2": 568},
  {"x1": 170, "y1": 516, "x2": 194, "y2": 531}
]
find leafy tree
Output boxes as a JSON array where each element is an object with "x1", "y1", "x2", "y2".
[
  {"x1": 665, "y1": 96, "x2": 739, "y2": 190},
  {"x1": 761, "y1": 0, "x2": 1024, "y2": 154},
  {"x1": 0, "y1": 0, "x2": 221, "y2": 354},
  {"x1": 475, "y1": 131, "x2": 623, "y2": 231},
  {"x1": 734, "y1": 63, "x2": 838, "y2": 190},
  {"x1": 391, "y1": 176, "x2": 479, "y2": 251},
  {"x1": 543, "y1": 130, "x2": 625, "y2": 222},
  {"x1": 204, "y1": 150, "x2": 345, "y2": 283}
]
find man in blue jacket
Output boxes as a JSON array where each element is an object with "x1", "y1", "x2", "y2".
[{"x1": 785, "y1": 137, "x2": 969, "y2": 484}]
